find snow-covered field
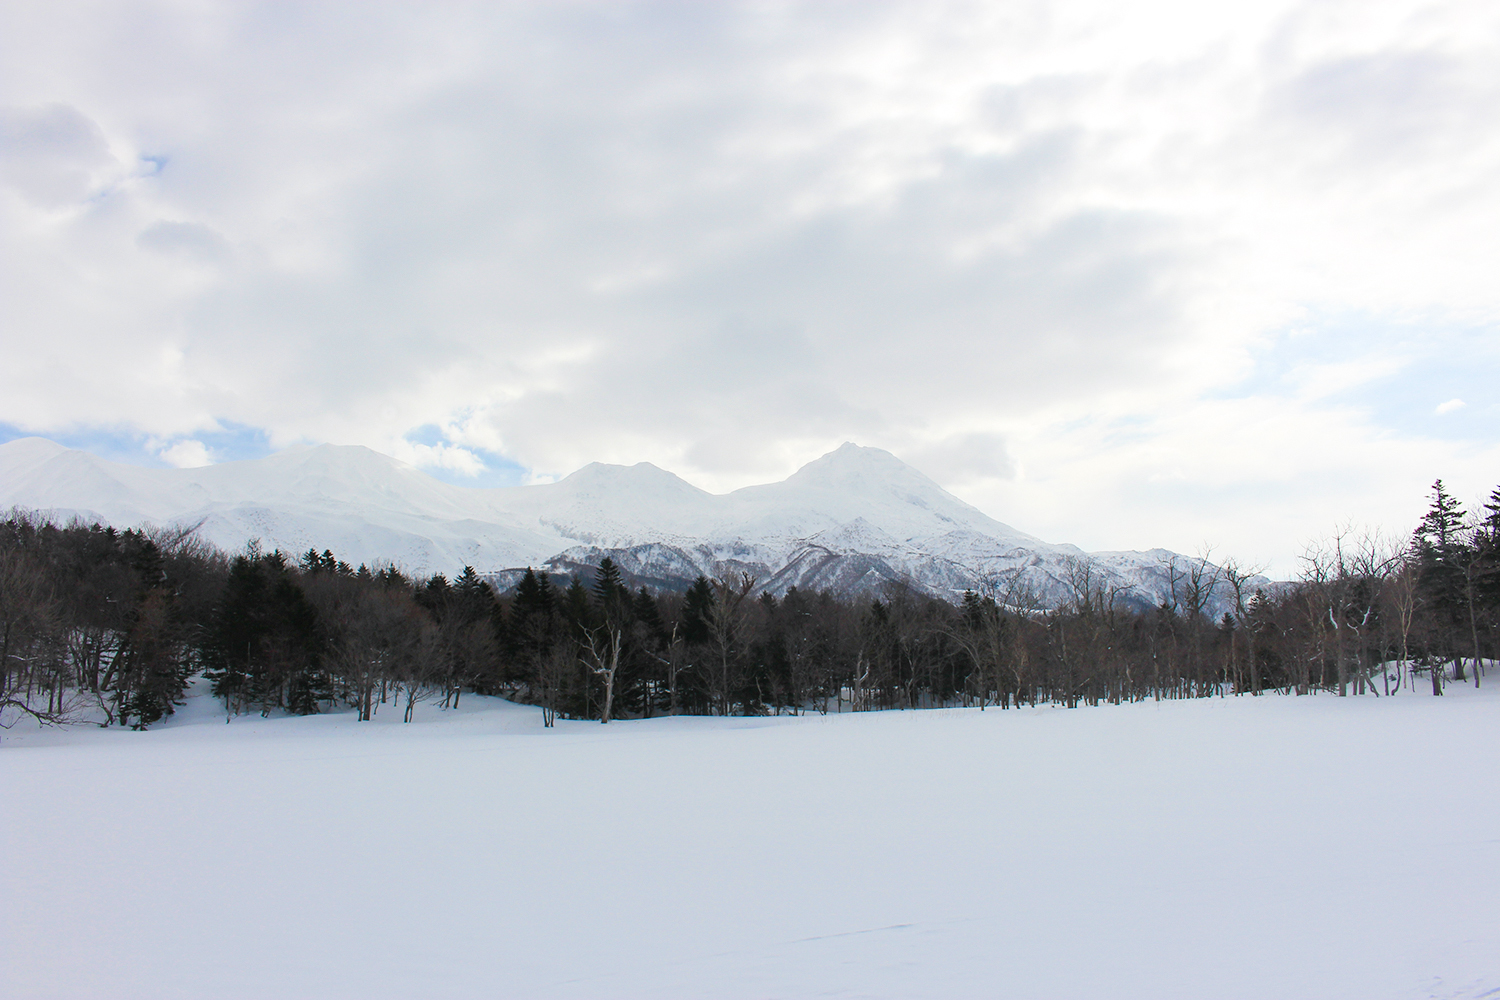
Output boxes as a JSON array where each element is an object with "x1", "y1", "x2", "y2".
[{"x1": 4, "y1": 683, "x2": 1497, "y2": 999}]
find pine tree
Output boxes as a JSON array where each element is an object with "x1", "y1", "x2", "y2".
[
  {"x1": 1413, "y1": 480, "x2": 1470, "y2": 691},
  {"x1": 563, "y1": 577, "x2": 591, "y2": 631},
  {"x1": 959, "y1": 589, "x2": 985, "y2": 631},
  {"x1": 1478, "y1": 489, "x2": 1500, "y2": 677},
  {"x1": 627, "y1": 586, "x2": 669, "y2": 716},
  {"x1": 112, "y1": 533, "x2": 193, "y2": 728},
  {"x1": 202, "y1": 552, "x2": 325, "y2": 716},
  {"x1": 681, "y1": 576, "x2": 714, "y2": 645},
  {"x1": 418, "y1": 574, "x2": 453, "y2": 620},
  {"x1": 512, "y1": 568, "x2": 554, "y2": 622},
  {"x1": 631, "y1": 587, "x2": 668, "y2": 647},
  {"x1": 1415, "y1": 480, "x2": 1466, "y2": 555},
  {"x1": 450, "y1": 566, "x2": 502, "y2": 697},
  {"x1": 506, "y1": 568, "x2": 555, "y2": 681},
  {"x1": 454, "y1": 566, "x2": 494, "y2": 618},
  {"x1": 592, "y1": 557, "x2": 627, "y2": 607},
  {"x1": 1476, "y1": 488, "x2": 1500, "y2": 608}
]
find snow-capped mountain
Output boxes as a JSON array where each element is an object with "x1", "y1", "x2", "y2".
[{"x1": 1, "y1": 437, "x2": 1204, "y2": 607}]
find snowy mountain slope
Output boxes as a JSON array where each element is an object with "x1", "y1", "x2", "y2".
[
  {"x1": 719, "y1": 443, "x2": 1042, "y2": 553},
  {"x1": 1, "y1": 436, "x2": 1212, "y2": 606},
  {"x1": 0, "y1": 438, "x2": 568, "y2": 569},
  {"x1": 502, "y1": 461, "x2": 721, "y2": 547}
]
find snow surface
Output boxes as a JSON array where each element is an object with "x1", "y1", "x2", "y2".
[
  {"x1": 0, "y1": 437, "x2": 1200, "y2": 604},
  {"x1": 4, "y1": 683, "x2": 1497, "y2": 999}
]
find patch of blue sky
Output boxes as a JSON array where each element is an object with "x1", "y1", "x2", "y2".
[
  {"x1": 1098, "y1": 413, "x2": 1155, "y2": 448},
  {"x1": 419, "y1": 448, "x2": 530, "y2": 489},
  {"x1": 0, "y1": 421, "x2": 275, "y2": 467},
  {"x1": 0, "y1": 423, "x2": 152, "y2": 465},
  {"x1": 403, "y1": 423, "x2": 448, "y2": 448},
  {"x1": 191, "y1": 423, "x2": 277, "y2": 463},
  {"x1": 402, "y1": 425, "x2": 529, "y2": 488},
  {"x1": 1213, "y1": 310, "x2": 1499, "y2": 443}
]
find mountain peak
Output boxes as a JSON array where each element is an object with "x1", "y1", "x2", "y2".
[
  {"x1": 552, "y1": 460, "x2": 713, "y2": 502},
  {"x1": 786, "y1": 443, "x2": 927, "y2": 489},
  {"x1": 0, "y1": 436, "x2": 76, "y2": 471},
  {"x1": 0, "y1": 436, "x2": 70, "y2": 457}
]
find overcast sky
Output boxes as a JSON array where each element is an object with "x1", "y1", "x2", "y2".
[{"x1": 2, "y1": 1, "x2": 1497, "y2": 575}]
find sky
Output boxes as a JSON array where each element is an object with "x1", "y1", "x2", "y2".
[{"x1": 1, "y1": 0, "x2": 1497, "y2": 577}]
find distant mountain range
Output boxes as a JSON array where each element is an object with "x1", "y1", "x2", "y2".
[{"x1": 0, "y1": 437, "x2": 1226, "y2": 608}]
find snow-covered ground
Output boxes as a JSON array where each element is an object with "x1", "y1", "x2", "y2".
[{"x1": 3, "y1": 682, "x2": 1497, "y2": 999}]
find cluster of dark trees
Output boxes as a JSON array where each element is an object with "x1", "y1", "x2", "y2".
[{"x1": 2, "y1": 480, "x2": 1495, "y2": 731}]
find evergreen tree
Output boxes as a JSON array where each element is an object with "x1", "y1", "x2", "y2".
[
  {"x1": 1475, "y1": 488, "x2": 1500, "y2": 611},
  {"x1": 512, "y1": 568, "x2": 554, "y2": 622},
  {"x1": 631, "y1": 587, "x2": 668, "y2": 647},
  {"x1": 506, "y1": 568, "x2": 555, "y2": 682},
  {"x1": 417, "y1": 573, "x2": 453, "y2": 619},
  {"x1": 626, "y1": 586, "x2": 669, "y2": 716},
  {"x1": 592, "y1": 557, "x2": 627, "y2": 610},
  {"x1": 109, "y1": 532, "x2": 194, "y2": 727},
  {"x1": 563, "y1": 577, "x2": 591, "y2": 630},
  {"x1": 1415, "y1": 480, "x2": 1467, "y2": 562},
  {"x1": 450, "y1": 566, "x2": 502, "y2": 697},
  {"x1": 454, "y1": 566, "x2": 494, "y2": 618},
  {"x1": 1413, "y1": 480, "x2": 1472, "y2": 690},
  {"x1": 681, "y1": 575, "x2": 715, "y2": 645},
  {"x1": 959, "y1": 589, "x2": 985, "y2": 630},
  {"x1": 202, "y1": 552, "x2": 325, "y2": 716}
]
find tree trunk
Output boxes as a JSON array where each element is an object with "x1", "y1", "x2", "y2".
[
  {"x1": 1467, "y1": 575, "x2": 1482, "y2": 688},
  {"x1": 601, "y1": 663, "x2": 616, "y2": 725}
]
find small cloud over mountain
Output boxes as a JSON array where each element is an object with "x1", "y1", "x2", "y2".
[{"x1": 157, "y1": 439, "x2": 214, "y2": 468}]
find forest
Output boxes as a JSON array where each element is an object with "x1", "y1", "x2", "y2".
[{"x1": 2, "y1": 480, "x2": 1496, "y2": 731}]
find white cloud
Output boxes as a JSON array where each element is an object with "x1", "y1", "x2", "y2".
[
  {"x1": 393, "y1": 441, "x2": 486, "y2": 477},
  {"x1": 1435, "y1": 398, "x2": 1465, "y2": 414},
  {"x1": 0, "y1": 0, "x2": 1497, "y2": 571},
  {"x1": 157, "y1": 439, "x2": 213, "y2": 468}
]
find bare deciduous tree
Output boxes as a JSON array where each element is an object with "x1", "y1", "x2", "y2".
[
  {"x1": 706, "y1": 573, "x2": 756, "y2": 715},
  {"x1": 579, "y1": 622, "x2": 624, "y2": 724}
]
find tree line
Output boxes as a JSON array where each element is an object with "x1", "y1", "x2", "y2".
[{"x1": 2, "y1": 479, "x2": 1495, "y2": 731}]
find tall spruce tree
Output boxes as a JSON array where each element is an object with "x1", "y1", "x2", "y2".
[
  {"x1": 681, "y1": 576, "x2": 715, "y2": 645},
  {"x1": 1413, "y1": 480, "x2": 1470, "y2": 691}
]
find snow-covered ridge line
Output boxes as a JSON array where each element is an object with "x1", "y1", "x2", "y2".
[{"x1": 0, "y1": 437, "x2": 1222, "y2": 606}]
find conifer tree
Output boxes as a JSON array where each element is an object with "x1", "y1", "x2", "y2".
[
  {"x1": 1413, "y1": 480, "x2": 1471, "y2": 690},
  {"x1": 202, "y1": 551, "x2": 324, "y2": 716},
  {"x1": 681, "y1": 576, "x2": 715, "y2": 645}
]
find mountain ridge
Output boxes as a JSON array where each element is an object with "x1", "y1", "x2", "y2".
[{"x1": 0, "y1": 436, "x2": 1219, "y2": 607}]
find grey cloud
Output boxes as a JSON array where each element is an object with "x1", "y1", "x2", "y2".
[
  {"x1": 0, "y1": 103, "x2": 114, "y2": 206},
  {"x1": 483, "y1": 166, "x2": 1179, "y2": 473},
  {"x1": 0, "y1": 6, "x2": 1189, "y2": 458},
  {"x1": 1265, "y1": 49, "x2": 1486, "y2": 164},
  {"x1": 904, "y1": 432, "x2": 1017, "y2": 484},
  {"x1": 137, "y1": 220, "x2": 232, "y2": 262},
  {"x1": 186, "y1": 8, "x2": 1183, "y2": 478}
]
